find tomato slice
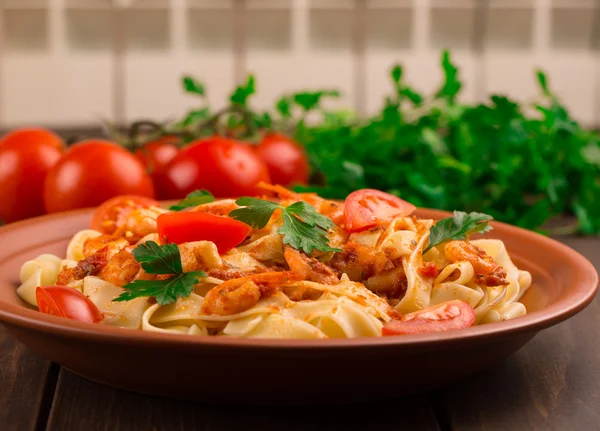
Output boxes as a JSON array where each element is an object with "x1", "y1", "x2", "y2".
[
  {"x1": 382, "y1": 300, "x2": 475, "y2": 336},
  {"x1": 343, "y1": 189, "x2": 416, "y2": 232},
  {"x1": 91, "y1": 195, "x2": 160, "y2": 234},
  {"x1": 36, "y1": 286, "x2": 103, "y2": 323},
  {"x1": 157, "y1": 212, "x2": 251, "y2": 254}
]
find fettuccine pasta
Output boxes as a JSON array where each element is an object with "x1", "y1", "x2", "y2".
[{"x1": 17, "y1": 187, "x2": 532, "y2": 339}]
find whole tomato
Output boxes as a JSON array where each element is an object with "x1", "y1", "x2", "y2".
[
  {"x1": 44, "y1": 140, "x2": 155, "y2": 213},
  {"x1": 156, "y1": 136, "x2": 270, "y2": 199},
  {"x1": 134, "y1": 136, "x2": 179, "y2": 176},
  {"x1": 255, "y1": 133, "x2": 309, "y2": 186},
  {"x1": 0, "y1": 128, "x2": 64, "y2": 223}
]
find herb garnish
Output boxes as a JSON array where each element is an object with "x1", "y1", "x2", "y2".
[
  {"x1": 425, "y1": 211, "x2": 493, "y2": 253},
  {"x1": 114, "y1": 241, "x2": 205, "y2": 305},
  {"x1": 229, "y1": 198, "x2": 341, "y2": 254},
  {"x1": 169, "y1": 190, "x2": 215, "y2": 211}
]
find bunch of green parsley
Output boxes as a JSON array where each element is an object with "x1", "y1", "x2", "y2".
[{"x1": 175, "y1": 50, "x2": 600, "y2": 235}]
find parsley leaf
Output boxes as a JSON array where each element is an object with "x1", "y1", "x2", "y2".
[
  {"x1": 230, "y1": 198, "x2": 340, "y2": 254},
  {"x1": 169, "y1": 190, "x2": 215, "y2": 211},
  {"x1": 230, "y1": 197, "x2": 280, "y2": 229},
  {"x1": 114, "y1": 241, "x2": 205, "y2": 305},
  {"x1": 425, "y1": 211, "x2": 493, "y2": 253},
  {"x1": 114, "y1": 272, "x2": 205, "y2": 306},
  {"x1": 133, "y1": 241, "x2": 182, "y2": 274},
  {"x1": 182, "y1": 76, "x2": 205, "y2": 96}
]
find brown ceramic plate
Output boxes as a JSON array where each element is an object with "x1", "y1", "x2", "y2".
[{"x1": 0, "y1": 208, "x2": 597, "y2": 403}]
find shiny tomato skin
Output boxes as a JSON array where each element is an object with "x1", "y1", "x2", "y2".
[
  {"x1": 255, "y1": 133, "x2": 309, "y2": 186},
  {"x1": 382, "y1": 300, "x2": 475, "y2": 336},
  {"x1": 134, "y1": 136, "x2": 179, "y2": 177},
  {"x1": 36, "y1": 286, "x2": 103, "y2": 323},
  {"x1": 343, "y1": 189, "x2": 416, "y2": 233},
  {"x1": 0, "y1": 128, "x2": 64, "y2": 223},
  {"x1": 44, "y1": 140, "x2": 155, "y2": 213},
  {"x1": 157, "y1": 212, "x2": 250, "y2": 254},
  {"x1": 156, "y1": 137, "x2": 271, "y2": 199},
  {"x1": 91, "y1": 195, "x2": 160, "y2": 234}
]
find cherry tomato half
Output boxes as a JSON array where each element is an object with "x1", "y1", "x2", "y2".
[
  {"x1": 91, "y1": 195, "x2": 160, "y2": 235},
  {"x1": 36, "y1": 286, "x2": 103, "y2": 323},
  {"x1": 156, "y1": 136, "x2": 270, "y2": 199},
  {"x1": 157, "y1": 212, "x2": 250, "y2": 254},
  {"x1": 0, "y1": 128, "x2": 64, "y2": 223},
  {"x1": 44, "y1": 140, "x2": 155, "y2": 214},
  {"x1": 134, "y1": 136, "x2": 179, "y2": 186},
  {"x1": 343, "y1": 189, "x2": 416, "y2": 233},
  {"x1": 382, "y1": 300, "x2": 475, "y2": 336},
  {"x1": 255, "y1": 133, "x2": 309, "y2": 187}
]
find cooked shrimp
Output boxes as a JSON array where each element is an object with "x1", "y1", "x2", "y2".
[
  {"x1": 283, "y1": 246, "x2": 339, "y2": 285},
  {"x1": 113, "y1": 207, "x2": 166, "y2": 243},
  {"x1": 328, "y1": 241, "x2": 390, "y2": 282},
  {"x1": 444, "y1": 240, "x2": 508, "y2": 286},
  {"x1": 201, "y1": 272, "x2": 299, "y2": 316},
  {"x1": 97, "y1": 247, "x2": 141, "y2": 287},
  {"x1": 178, "y1": 241, "x2": 223, "y2": 272},
  {"x1": 82, "y1": 235, "x2": 129, "y2": 258},
  {"x1": 56, "y1": 243, "x2": 124, "y2": 285}
]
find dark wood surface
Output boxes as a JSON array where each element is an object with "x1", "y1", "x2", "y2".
[{"x1": 1, "y1": 237, "x2": 598, "y2": 431}]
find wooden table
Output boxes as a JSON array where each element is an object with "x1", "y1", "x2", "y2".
[{"x1": 1, "y1": 237, "x2": 598, "y2": 431}]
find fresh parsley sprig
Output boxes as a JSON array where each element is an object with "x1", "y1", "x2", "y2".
[
  {"x1": 114, "y1": 241, "x2": 205, "y2": 305},
  {"x1": 229, "y1": 198, "x2": 341, "y2": 255},
  {"x1": 425, "y1": 211, "x2": 493, "y2": 253},
  {"x1": 169, "y1": 190, "x2": 215, "y2": 211}
]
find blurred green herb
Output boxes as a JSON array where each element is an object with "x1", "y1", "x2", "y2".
[{"x1": 142, "y1": 49, "x2": 600, "y2": 235}]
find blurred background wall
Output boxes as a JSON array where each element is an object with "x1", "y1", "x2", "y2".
[{"x1": 1, "y1": 0, "x2": 599, "y2": 129}]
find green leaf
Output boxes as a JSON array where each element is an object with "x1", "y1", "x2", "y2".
[
  {"x1": 230, "y1": 198, "x2": 281, "y2": 229},
  {"x1": 536, "y1": 70, "x2": 550, "y2": 97},
  {"x1": 279, "y1": 211, "x2": 340, "y2": 254},
  {"x1": 285, "y1": 201, "x2": 335, "y2": 231},
  {"x1": 435, "y1": 50, "x2": 461, "y2": 102},
  {"x1": 276, "y1": 96, "x2": 292, "y2": 118},
  {"x1": 114, "y1": 271, "x2": 206, "y2": 306},
  {"x1": 399, "y1": 88, "x2": 423, "y2": 105},
  {"x1": 183, "y1": 76, "x2": 205, "y2": 96},
  {"x1": 425, "y1": 212, "x2": 494, "y2": 253},
  {"x1": 293, "y1": 90, "x2": 340, "y2": 112},
  {"x1": 132, "y1": 241, "x2": 183, "y2": 274},
  {"x1": 114, "y1": 241, "x2": 206, "y2": 305},
  {"x1": 230, "y1": 74, "x2": 256, "y2": 106},
  {"x1": 391, "y1": 65, "x2": 402, "y2": 85},
  {"x1": 180, "y1": 108, "x2": 210, "y2": 127},
  {"x1": 230, "y1": 198, "x2": 340, "y2": 254},
  {"x1": 169, "y1": 190, "x2": 215, "y2": 211}
]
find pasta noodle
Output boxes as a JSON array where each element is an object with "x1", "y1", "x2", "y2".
[{"x1": 16, "y1": 191, "x2": 533, "y2": 339}]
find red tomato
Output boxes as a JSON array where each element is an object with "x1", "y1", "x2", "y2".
[
  {"x1": 157, "y1": 212, "x2": 250, "y2": 254},
  {"x1": 134, "y1": 136, "x2": 179, "y2": 178},
  {"x1": 255, "y1": 133, "x2": 309, "y2": 186},
  {"x1": 0, "y1": 128, "x2": 64, "y2": 223},
  {"x1": 36, "y1": 286, "x2": 103, "y2": 323},
  {"x1": 382, "y1": 300, "x2": 475, "y2": 336},
  {"x1": 44, "y1": 140, "x2": 155, "y2": 214},
  {"x1": 156, "y1": 136, "x2": 270, "y2": 199},
  {"x1": 343, "y1": 189, "x2": 416, "y2": 232},
  {"x1": 91, "y1": 195, "x2": 160, "y2": 234}
]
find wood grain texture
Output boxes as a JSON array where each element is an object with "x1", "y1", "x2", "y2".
[
  {"x1": 438, "y1": 237, "x2": 600, "y2": 431},
  {"x1": 47, "y1": 369, "x2": 440, "y2": 431},
  {"x1": 0, "y1": 326, "x2": 56, "y2": 431}
]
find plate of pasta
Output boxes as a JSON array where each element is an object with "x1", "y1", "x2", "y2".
[{"x1": 0, "y1": 184, "x2": 597, "y2": 402}]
